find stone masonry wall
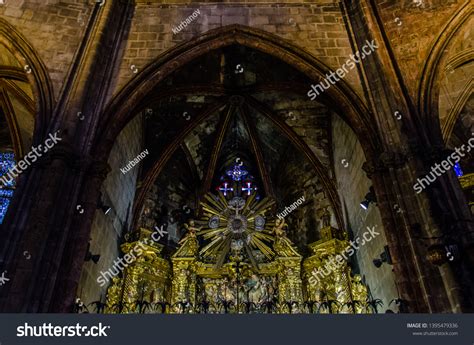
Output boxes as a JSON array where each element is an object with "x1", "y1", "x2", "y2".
[
  {"x1": 0, "y1": 0, "x2": 94, "y2": 99},
  {"x1": 376, "y1": 0, "x2": 464, "y2": 100},
  {"x1": 332, "y1": 113, "x2": 399, "y2": 311},
  {"x1": 113, "y1": 0, "x2": 364, "y2": 102},
  {"x1": 78, "y1": 113, "x2": 143, "y2": 306}
]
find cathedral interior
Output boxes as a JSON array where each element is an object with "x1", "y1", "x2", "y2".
[{"x1": 0, "y1": 0, "x2": 472, "y2": 314}]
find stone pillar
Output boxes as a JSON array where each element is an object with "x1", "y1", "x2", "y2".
[
  {"x1": 0, "y1": 0, "x2": 133, "y2": 312},
  {"x1": 50, "y1": 160, "x2": 111, "y2": 312},
  {"x1": 343, "y1": 0, "x2": 474, "y2": 312},
  {"x1": 0, "y1": 143, "x2": 89, "y2": 312}
]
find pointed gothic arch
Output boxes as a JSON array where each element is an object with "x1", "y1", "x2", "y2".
[
  {"x1": 93, "y1": 25, "x2": 377, "y2": 157},
  {"x1": 417, "y1": 0, "x2": 472, "y2": 143},
  {"x1": 440, "y1": 46, "x2": 474, "y2": 143},
  {"x1": 91, "y1": 24, "x2": 381, "y2": 234},
  {"x1": 0, "y1": 18, "x2": 54, "y2": 145},
  {"x1": 0, "y1": 19, "x2": 54, "y2": 225}
]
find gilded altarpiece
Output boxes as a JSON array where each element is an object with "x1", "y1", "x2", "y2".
[
  {"x1": 105, "y1": 189, "x2": 368, "y2": 314},
  {"x1": 105, "y1": 229, "x2": 171, "y2": 313},
  {"x1": 302, "y1": 225, "x2": 368, "y2": 313}
]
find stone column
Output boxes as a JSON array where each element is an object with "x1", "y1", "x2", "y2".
[
  {"x1": 0, "y1": 0, "x2": 133, "y2": 312},
  {"x1": 343, "y1": 0, "x2": 474, "y2": 312},
  {"x1": 49, "y1": 160, "x2": 111, "y2": 312}
]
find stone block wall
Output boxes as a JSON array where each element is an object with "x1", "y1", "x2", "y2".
[
  {"x1": 375, "y1": 0, "x2": 463, "y2": 98},
  {"x1": 1, "y1": 0, "x2": 468, "y2": 123},
  {"x1": 114, "y1": 0, "x2": 364, "y2": 100},
  {"x1": 332, "y1": 113, "x2": 399, "y2": 311},
  {"x1": 0, "y1": 0, "x2": 93, "y2": 99},
  {"x1": 437, "y1": 13, "x2": 473, "y2": 142},
  {"x1": 77, "y1": 113, "x2": 143, "y2": 306}
]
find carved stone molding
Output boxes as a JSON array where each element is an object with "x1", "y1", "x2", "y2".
[{"x1": 34, "y1": 142, "x2": 80, "y2": 169}]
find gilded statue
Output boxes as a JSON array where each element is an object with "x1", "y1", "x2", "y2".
[
  {"x1": 180, "y1": 220, "x2": 200, "y2": 243},
  {"x1": 173, "y1": 220, "x2": 200, "y2": 257},
  {"x1": 351, "y1": 275, "x2": 368, "y2": 303},
  {"x1": 273, "y1": 218, "x2": 300, "y2": 257},
  {"x1": 105, "y1": 277, "x2": 124, "y2": 313}
]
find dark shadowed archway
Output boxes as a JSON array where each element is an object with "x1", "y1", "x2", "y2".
[{"x1": 91, "y1": 24, "x2": 379, "y2": 234}]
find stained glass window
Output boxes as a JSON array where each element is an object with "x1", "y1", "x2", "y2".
[
  {"x1": 454, "y1": 162, "x2": 463, "y2": 177},
  {"x1": 226, "y1": 164, "x2": 248, "y2": 181},
  {"x1": 218, "y1": 182, "x2": 234, "y2": 196},
  {"x1": 216, "y1": 162, "x2": 260, "y2": 199},
  {"x1": 0, "y1": 152, "x2": 15, "y2": 223},
  {"x1": 241, "y1": 181, "x2": 257, "y2": 196}
]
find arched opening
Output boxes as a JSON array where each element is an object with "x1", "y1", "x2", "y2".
[
  {"x1": 76, "y1": 26, "x2": 398, "y2": 314},
  {"x1": 417, "y1": 3, "x2": 473, "y2": 212},
  {"x1": 0, "y1": 19, "x2": 53, "y2": 226},
  {"x1": 417, "y1": 1, "x2": 472, "y2": 143},
  {"x1": 0, "y1": 41, "x2": 35, "y2": 223}
]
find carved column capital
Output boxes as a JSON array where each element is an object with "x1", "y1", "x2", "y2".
[{"x1": 36, "y1": 142, "x2": 80, "y2": 169}]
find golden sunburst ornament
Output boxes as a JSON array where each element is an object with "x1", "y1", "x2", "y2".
[{"x1": 197, "y1": 192, "x2": 276, "y2": 268}]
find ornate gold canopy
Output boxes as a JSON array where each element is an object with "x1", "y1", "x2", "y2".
[{"x1": 104, "y1": 192, "x2": 370, "y2": 314}]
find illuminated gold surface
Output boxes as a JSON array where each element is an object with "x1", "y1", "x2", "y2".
[
  {"x1": 459, "y1": 173, "x2": 474, "y2": 189},
  {"x1": 106, "y1": 211, "x2": 368, "y2": 313}
]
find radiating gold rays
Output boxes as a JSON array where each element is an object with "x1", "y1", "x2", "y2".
[{"x1": 197, "y1": 192, "x2": 276, "y2": 267}]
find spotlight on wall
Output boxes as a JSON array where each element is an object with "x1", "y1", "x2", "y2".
[
  {"x1": 360, "y1": 200, "x2": 370, "y2": 210},
  {"x1": 373, "y1": 245, "x2": 392, "y2": 268},
  {"x1": 97, "y1": 200, "x2": 112, "y2": 215},
  {"x1": 84, "y1": 242, "x2": 100, "y2": 264},
  {"x1": 360, "y1": 186, "x2": 376, "y2": 210}
]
